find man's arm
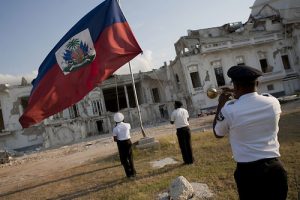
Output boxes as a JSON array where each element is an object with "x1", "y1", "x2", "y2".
[{"x1": 112, "y1": 127, "x2": 118, "y2": 142}]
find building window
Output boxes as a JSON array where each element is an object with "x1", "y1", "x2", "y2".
[
  {"x1": 258, "y1": 51, "x2": 272, "y2": 73},
  {"x1": 152, "y1": 88, "x2": 160, "y2": 103},
  {"x1": 175, "y1": 74, "x2": 180, "y2": 89},
  {"x1": 18, "y1": 96, "x2": 30, "y2": 115},
  {"x1": 214, "y1": 67, "x2": 226, "y2": 86},
  {"x1": 236, "y1": 56, "x2": 245, "y2": 65},
  {"x1": 0, "y1": 103, "x2": 4, "y2": 131},
  {"x1": 92, "y1": 100, "x2": 102, "y2": 116},
  {"x1": 281, "y1": 55, "x2": 291, "y2": 70},
  {"x1": 53, "y1": 112, "x2": 63, "y2": 120},
  {"x1": 190, "y1": 72, "x2": 201, "y2": 89},
  {"x1": 211, "y1": 61, "x2": 225, "y2": 86},
  {"x1": 188, "y1": 65, "x2": 201, "y2": 89},
  {"x1": 267, "y1": 84, "x2": 274, "y2": 91},
  {"x1": 260, "y1": 59, "x2": 269, "y2": 73},
  {"x1": 20, "y1": 96, "x2": 29, "y2": 111},
  {"x1": 69, "y1": 104, "x2": 79, "y2": 119}
]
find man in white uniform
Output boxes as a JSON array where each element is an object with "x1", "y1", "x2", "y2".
[
  {"x1": 213, "y1": 65, "x2": 288, "y2": 200},
  {"x1": 171, "y1": 101, "x2": 194, "y2": 164},
  {"x1": 113, "y1": 112, "x2": 136, "y2": 178}
]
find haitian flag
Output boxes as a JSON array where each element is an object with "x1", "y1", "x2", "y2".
[{"x1": 19, "y1": 0, "x2": 142, "y2": 128}]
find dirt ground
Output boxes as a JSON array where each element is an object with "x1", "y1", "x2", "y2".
[{"x1": 0, "y1": 99, "x2": 299, "y2": 196}]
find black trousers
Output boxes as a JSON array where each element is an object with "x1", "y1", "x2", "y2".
[
  {"x1": 117, "y1": 139, "x2": 136, "y2": 177},
  {"x1": 234, "y1": 158, "x2": 288, "y2": 200},
  {"x1": 176, "y1": 126, "x2": 194, "y2": 164}
]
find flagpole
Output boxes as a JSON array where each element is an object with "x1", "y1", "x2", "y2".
[
  {"x1": 114, "y1": 74, "x2": 120, "y2": 111},
  {"x1": 129, "y1": 61, "x2": 146, "y2": 137}
]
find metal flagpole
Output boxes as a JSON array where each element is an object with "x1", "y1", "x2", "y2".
[
  {"x1": 129, "y1": 61, "x2": 146, "y2": 137},
  {"x1": 114, "y1": 74, "x2": 120, "y2": 111}
]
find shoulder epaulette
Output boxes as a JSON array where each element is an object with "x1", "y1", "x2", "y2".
[
  {"x1": 227, "y1": 99, "x2": 236, "y2": 106},
  {"x1": 261, "y1": 93, "x2": 271, "y2": 97}
]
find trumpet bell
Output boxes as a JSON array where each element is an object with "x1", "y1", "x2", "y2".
[{"x1": 207, "y1": 88, "x2": 219, "y2": 99}]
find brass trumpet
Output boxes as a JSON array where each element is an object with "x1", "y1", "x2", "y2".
[{"x1": 206, "y1": 87, "x2": 234, "y2": 99}]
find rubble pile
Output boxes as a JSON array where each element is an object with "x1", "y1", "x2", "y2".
[{"x1": 0, "y1": 150, "x2": 10, "y2": 164}]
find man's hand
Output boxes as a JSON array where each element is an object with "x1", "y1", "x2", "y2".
[
  {"x1": 113, "y1": 136, "x2": 117, "y2": 142},
  {"x1": 218, "y1": 88, "x2": 234, "y2": 106}
]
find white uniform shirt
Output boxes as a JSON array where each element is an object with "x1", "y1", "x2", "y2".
[
  {"x1": 171, "y1": 108, "x2": 189, "y2": 129},
  {"x1": 214, "y1": 92, "x2": 281, "y2": 162},
  {"x1": 113, "y1": 122, "x2": 131, "y2": 141}
]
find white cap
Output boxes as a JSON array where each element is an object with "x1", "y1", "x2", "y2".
[{"x1": 114, "y1": 112, "x2": 124, "y2": 122}]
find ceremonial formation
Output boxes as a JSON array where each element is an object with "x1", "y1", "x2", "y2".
[{"x1": 2, "y1": 0, "x2": 300, "y2": 199}]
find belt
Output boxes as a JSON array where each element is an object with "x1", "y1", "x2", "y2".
[
  {"x1": 117, "y1": 139, "x2": 131, "y2": 142},
  {"x1": 237, "y1": 157, "x2": 278, "y2": 167}
]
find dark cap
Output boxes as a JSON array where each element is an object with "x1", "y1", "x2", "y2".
[{"x1": 227, "y1": 65, "x2": 262, "y2": 82}]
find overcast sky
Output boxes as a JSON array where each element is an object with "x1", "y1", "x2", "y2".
[{"x1": 0, "y1": 0, "x2": 255, "y2": 85}]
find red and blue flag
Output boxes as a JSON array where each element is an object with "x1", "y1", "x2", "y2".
[{"x1": 19, "y1": 0, "x2": 142, "y2": 128}]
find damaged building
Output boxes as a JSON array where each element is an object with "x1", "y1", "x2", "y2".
[
  {"x1": 1, "y1": 0, "x2": 300, "y2": 151},
  {"x1": 0, "y1": 69, "x2": 176, "y2": 150},
  {"x1": 168, "y1": 0, "x2": 300, "y2": 115}
]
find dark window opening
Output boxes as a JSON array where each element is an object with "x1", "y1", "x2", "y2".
[
  {"x1": 281, "y1": 55, "x2": 291, "y2": 70},
  {"x1": 20, "y1": 96, "x2": 29, "y2": 111},
  {"x1": 152, "y1": 88, "x2": 160, "y2": 103},
  {"x1": 53, "y1": 112, "x2": 63, "y2": 119},
  {"x1": 103, "y1": 87, "x2": 127, "y2": 112},
  {"x1": 126, "y1": 85, "x2": 138, "y2": 108},
  {"x1": 96, "y1": 120, "x2": 104, "y2": 134},
  {"x1": 0, "y1": 107, "x2": 4, "y2": 130},
  {"x1": 159, "y1": 104, "x2": 169, "y2": 119},
  {"x1": 237, "y1": 63, "x2": 245, "y2": 66},
  {"x1": 260, "y1": 59, "x2": 269, "y2": 73},
  {"x1": 214, "y1": 67, "x2": 225, "y2": 86},
  {"x1": 175, "y1": 74, "x2": 180, "y2": 89},
  {"x1": 92, "y1": 100, "x2": 102, "y2": 116},
  {"x1": 190, "y1": 72, "x2": 201, "y2": 88},
  {"x1": 70, "y1": 104, "x2": 79, "y2": 118},
  {"x1": 267, "y1": 84, "x2": 274, "y2": 91},
  {"x1": 103, "y1": 85, "x2": 138, "y2": 112},
  {"x1": 176, "y1": 74, "x2": 180, "y2": 83}
]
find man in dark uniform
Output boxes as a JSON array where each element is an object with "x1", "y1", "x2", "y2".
[{"x1": 213, "y1": 65, "x2": 288, "y2": 200}]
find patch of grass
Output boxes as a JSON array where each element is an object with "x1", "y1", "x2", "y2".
[{"x1": 1, "y1": 113, "x2": 299, "y2": 200}]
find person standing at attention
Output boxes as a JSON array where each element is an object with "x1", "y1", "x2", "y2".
[
  {"x1": 213, "y1": 65, "x2": 288, "y2": 200},
  {"x1": 170, "y1": 101, "x2": 194, "y2": 164},
  {"x1": 113, "y1": 112, "x2": 136, "y2": 178}
]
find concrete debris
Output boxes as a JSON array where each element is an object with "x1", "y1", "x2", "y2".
[
  {"x1": 136, "y1": 137, "x2": 160, "y2": 150},
  {"x1": 169, "y1": 176, "x2": 194, "y2": 200},
  {"x1": 157, "y1": 192, "x2": 169, "y2": 200},
  {"x1": 0, "y1": 151, "x2": 10, "y2": 164},
  {"x1": 157, "y1": 177, "x2": 214, "y2": 200},
  {"x1": 190, "y1": 182, "x2": 214, "y2": 199},
  {"x1": 150, "y1": 157, "x2": 178, "y2": 169}
]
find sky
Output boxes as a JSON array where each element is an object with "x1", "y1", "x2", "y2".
[{"x1": 0, "y1": 0, "x2": 255, "y2": 85}]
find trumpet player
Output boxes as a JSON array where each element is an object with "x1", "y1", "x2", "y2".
[{"x1": 213, "y1": 65, "x2": 288, "y2": 200}]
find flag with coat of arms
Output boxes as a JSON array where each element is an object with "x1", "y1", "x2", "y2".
[{"x1": 19, "y1": 0, "x2": 142, "y2": 128}]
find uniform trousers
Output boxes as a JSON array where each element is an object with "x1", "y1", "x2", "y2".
[
  {"x1": 234, "y1": 157, "x2": 288, "y2": 200},
  {"x1": 176, "y1": 126, "x2": 194, "y2": 164},
  {"x1": 117, "y1": 139, "x2": 136, "y2": 177}
]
